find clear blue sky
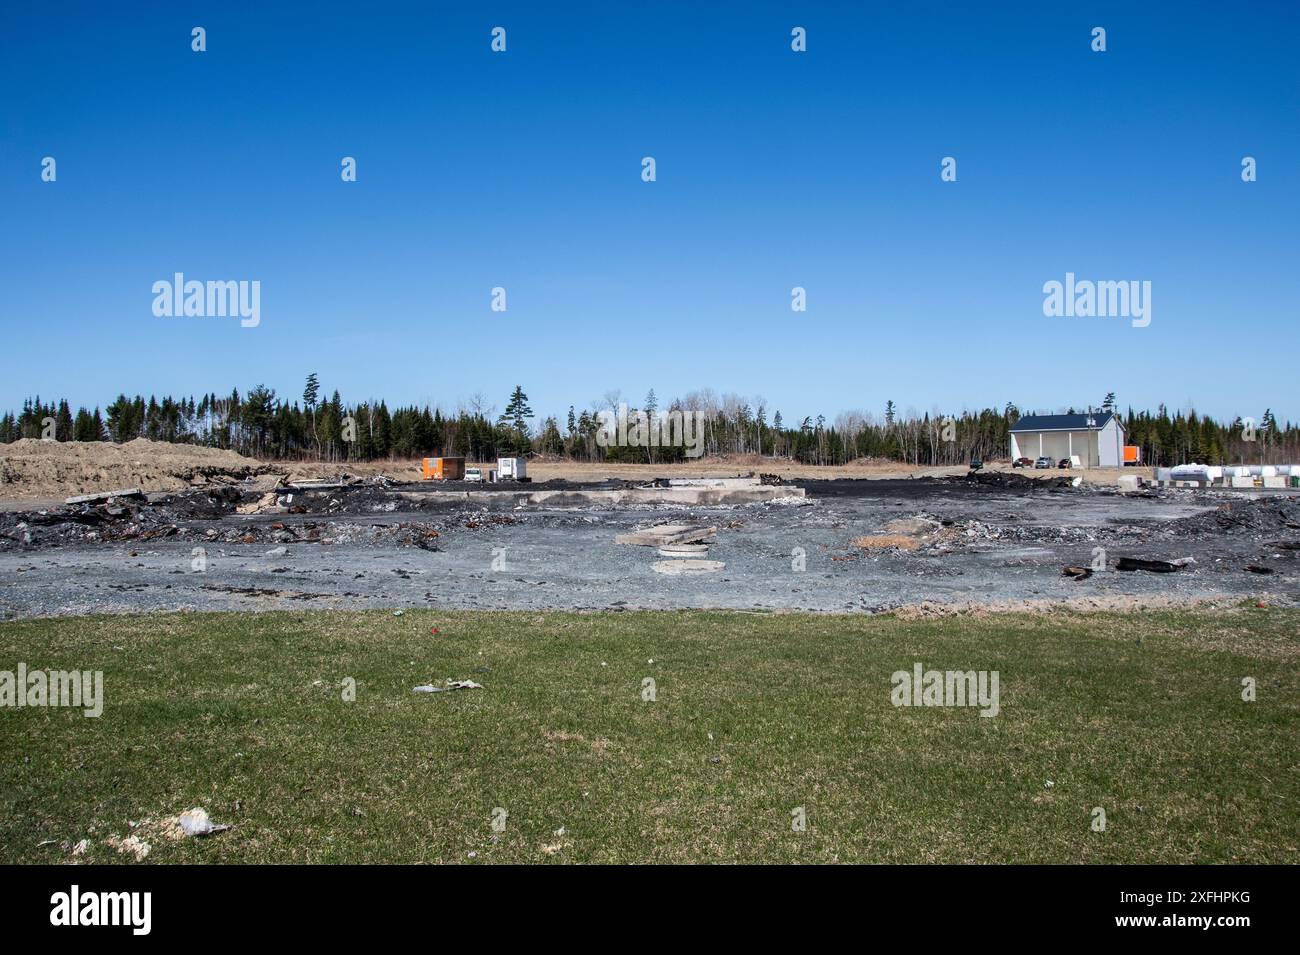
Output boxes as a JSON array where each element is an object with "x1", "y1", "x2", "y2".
[{"x1": 2, "y1": 1, "x2": 1296, "y2": 426}]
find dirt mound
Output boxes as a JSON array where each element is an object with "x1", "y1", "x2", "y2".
[
  {"x1": 1168, "y1": 497, "x2": 1300, "y2": 536},
  {"x1": 0, "y1": 439, "x2": 274, "y2": 501},
  {"x1": 888, "y1": 594, "x2": 1253, "y2": 620},
  {"x1": 951, "y1": 470, "x2": 1076, "y2": 490}
]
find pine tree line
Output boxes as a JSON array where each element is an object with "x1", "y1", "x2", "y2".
[{"x1": 1, "y1": 383, "x2": 1296, "y2": 468}]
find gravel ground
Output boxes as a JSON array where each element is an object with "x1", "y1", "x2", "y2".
[{"x1": 1, "y1": 480, "x2": 1297, "y2": 619}]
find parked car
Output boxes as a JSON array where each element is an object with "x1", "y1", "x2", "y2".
[
  {"x1": 1057, "y1": 458, "x2": 1071, "y2": 469},
  {"x1": 1034, "y1": 457, "x2": 1053, "y2": 469},
  {"x1": 1012, "y1": 457, "x2": 1033, "y2": 469},
  {"x1": 464, "y1": 467, "x2": 483, "y2": 482}
]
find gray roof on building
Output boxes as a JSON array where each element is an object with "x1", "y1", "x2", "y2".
[{"x1": 1010, "y1": 413, "x2": 1121, "y2": 433}]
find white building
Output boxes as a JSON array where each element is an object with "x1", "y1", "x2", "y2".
[{"x1": 1009, "y1": 413, "x2": 1125, "y2": 468}]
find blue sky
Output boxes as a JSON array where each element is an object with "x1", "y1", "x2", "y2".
[{"x1": 2, "y1": 1, "x2": 1297, "y2": 426}]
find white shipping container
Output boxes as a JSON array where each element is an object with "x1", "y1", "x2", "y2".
[{"x1": 497, "y1": 457, "x2": 527, "y2": 481}]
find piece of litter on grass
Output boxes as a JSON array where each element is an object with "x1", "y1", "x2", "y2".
[
  {"x1": 413, "y1": 679, "x2": 483, "y2": 694},
  {"x1": 1044, "y1": 780, "x2": 1054, "y2": 789},
  {"x1": 173, "y1": 807, "x2": 231, "y2": 838},
  {"x1": 393, "y1": 609, "x2": 404, "y2": 616}
]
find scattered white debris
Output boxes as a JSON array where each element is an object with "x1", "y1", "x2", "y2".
[
  {"x1": 265, "y1": 546, "x2": 287, "y2": 557},
  {"x1": 1044, "y1": 780, "x2": 1054, "y2": 789},
  {"x1": 652, "y1": 558, "x2": 725, "y2": 575},
  {"x1": 106, "y1": 834, "x2": 151, "y2": 861}
]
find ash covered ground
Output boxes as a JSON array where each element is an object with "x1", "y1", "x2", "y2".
[{"x1": 1, "y1": 474, "x2": 1297, "y2": 619}]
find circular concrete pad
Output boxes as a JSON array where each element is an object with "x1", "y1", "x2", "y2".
[
  {"x1": 652, "y1": 559, "x2": 725, "y2": 575},
  {"x1": 657, "y1": 543, "x2": 711, "y2": 557}
]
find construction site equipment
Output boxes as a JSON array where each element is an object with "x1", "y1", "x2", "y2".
[{"x1": 421, "y1": 457, "x2": 465, "y2": 481}]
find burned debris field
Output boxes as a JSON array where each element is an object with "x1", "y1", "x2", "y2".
[{"x1": 2, "y1": 468, "x2": 1296, "y2": 619}]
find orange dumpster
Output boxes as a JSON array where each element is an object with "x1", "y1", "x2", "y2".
[{"x1": 422, "y1": 457, "x2": 465, "y2": 480}]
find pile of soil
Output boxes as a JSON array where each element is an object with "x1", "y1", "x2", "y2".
[
  {"x1": 1168, "y1": 497, "x2": 1300, "y2": 536},
  {"x1": 0, "y1": 438, "x2": 274, "y2": 501},
  {"x1": 951, "y1": 470, "x2": 1077, "y2": 490}
]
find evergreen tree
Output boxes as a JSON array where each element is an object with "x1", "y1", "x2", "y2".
[{"x1": 499, "y1": 385, "x2": 534, "y2": 454}]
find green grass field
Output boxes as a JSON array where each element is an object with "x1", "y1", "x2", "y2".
[{"x1": 1, "y1": 607, "x2": 1296, "y2": 863}]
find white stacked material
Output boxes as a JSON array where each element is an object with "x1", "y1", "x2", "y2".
[{"x1": 1231, "y1": 475, "x2": 1256, "y2": 488}]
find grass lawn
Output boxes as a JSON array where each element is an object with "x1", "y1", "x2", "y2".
[{"x1": 1, "y1": 607, "x2": 1296, "y2": 863}]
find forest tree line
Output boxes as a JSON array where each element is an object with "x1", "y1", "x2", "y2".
[{"x1": 2, "y1": 378, "x2": 1296, "y2": 468}]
